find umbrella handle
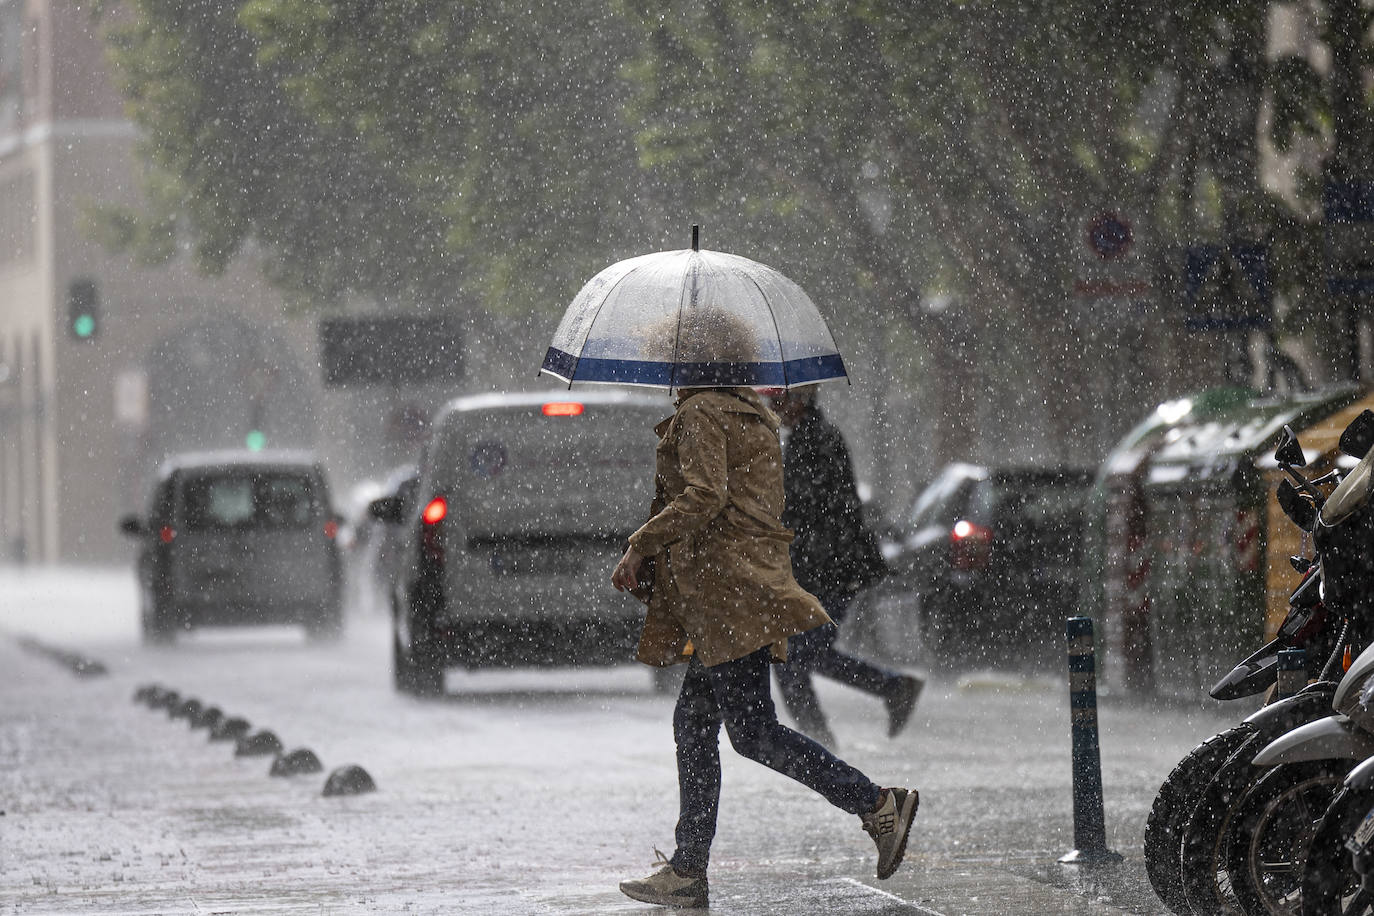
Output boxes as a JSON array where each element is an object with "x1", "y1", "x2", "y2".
[{"x1": 692, "y1": 224, "x2": 699, "y2": 252}]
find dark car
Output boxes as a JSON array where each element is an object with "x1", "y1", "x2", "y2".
[
  {"x1": 119, "y1": 450, "x2": 344, "y2": 643},
  {"x1": 854, "y1": 463, "x2": 1094, "y2": 669}
]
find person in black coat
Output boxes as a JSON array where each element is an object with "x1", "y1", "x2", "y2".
[{"x1": 769, "y1": 386, "x2": 923, "y2": 748}]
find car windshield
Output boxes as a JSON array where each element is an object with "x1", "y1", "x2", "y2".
[{"x1": 180, "y1": 471, "x2": 321, "y2": 531}]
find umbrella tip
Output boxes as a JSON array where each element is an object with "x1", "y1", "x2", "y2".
[{"x1": 691, "y1": 224, "x2": 699, "y2": 252}]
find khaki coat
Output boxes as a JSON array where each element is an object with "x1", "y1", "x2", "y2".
[{"x1": 627, "y1": 387, "x2": 831, "y2": 667}]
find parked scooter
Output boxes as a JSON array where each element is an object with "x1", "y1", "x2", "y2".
[
  {"x1": 1145, "y1": 413, "x2": 1374, "y2": 915},
  {"x1": 1146, "y1": 564, "x2": 1330, "y2": 914},
  {"x1": 1178, "y1": 411, "x2": 1374, "y2": 916},
  {"x1": 1302, "y1": 756, "x2": 1374, "y2": 915},
  {"x1": 1294, "y1": 646, "x2": 1374, "y2": 914}
]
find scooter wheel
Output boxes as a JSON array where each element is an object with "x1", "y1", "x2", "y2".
[
  {"x1": 1225, "y1": 759, "x2": 1350, "y2": 916},
  {"x1": 1299, "y1": 785, "x2": 1374, "y2": 916},
  {"x1": 1145, "y1": 723, "x2": 1256, "y2": 915},
  {"x1": 1181, "y1": 730, "x2": 1270, "y2": 914}
]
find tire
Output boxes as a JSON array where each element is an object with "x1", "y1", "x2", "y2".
[
  {"x1": 1301, "y1": 785, "x2": 1374, "y2": 916},
  {"x1": 1181, "y1": 730, "x2": 1270, "y2": 914},
  {"x1": 1226, "y1": 760, "x2": 1350, "y2": 916},
  {"x1": 141, "y1": 585, "x2": 176, "y2": 645},
  {"x1": 392, "y1": 622, "x2": 443, "y2": 697},
  {"x1": 1146, "y1": 724, "x2": 1257, "y2": 915}
]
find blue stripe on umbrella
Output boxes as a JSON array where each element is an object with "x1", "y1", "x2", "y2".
[{"x1": 541, "y1": 348, "x2": 846, "y2": 387}]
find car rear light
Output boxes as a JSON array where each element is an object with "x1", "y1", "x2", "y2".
[
  {"x1": 159, "y1": 525, "x2": 176, "y2": 544},
  {"x1": 323, "y1": 519, "x2": 339, "y2": 539},
  {"x1": 542, "y1": 401, "x2": 584, "y2": 417},
  {"x1": 422, "y1": 496, "x2": 448, "y2": 525},
  {"x1": 951, "y1": 519, "x2": 992, "y2": 570},
  {"x1": 421, "y1": 495, "x2": 447, "y2": 564}
]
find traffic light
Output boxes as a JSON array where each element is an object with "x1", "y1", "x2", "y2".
[
  {"x1": 67, "y1": 278, "x2": 99, "y2": 340},
  {"x1": 245, "y1": 429, "x2": 266, "y2": 451}
]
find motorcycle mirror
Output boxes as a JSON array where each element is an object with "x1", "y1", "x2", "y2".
[
  {"x1": 1210, "y1": 654, "x2": 1279, "y2": 701},
  {"x1": 1274, "y1": 425, "x2": 1307, "y2": 468},
  {"x1": 1289, "y1": 555, "x2": 1314, "y2": 574},
  {"x1": 1339, "y1": 410, "x2": 1374, "y2": 458},
  {"x1": 1276, "y1": 478, "x2": 1317, "y2": 531}
]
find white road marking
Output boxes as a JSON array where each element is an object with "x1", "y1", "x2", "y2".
[{"x1": 836, "y1": 877, "x2": 947, "y2": 915}]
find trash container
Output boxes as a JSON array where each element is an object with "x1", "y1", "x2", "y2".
[{"x1": 1083, "y1": 384, "x2": 1370, "y2": 700}]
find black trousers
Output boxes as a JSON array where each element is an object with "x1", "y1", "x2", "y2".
[
  {"x1": 773, "y1": 595, "x2": 906, "y2": 737},
  {"x1": 670, "y1": 646, "x2": 881, "y2": 873}
]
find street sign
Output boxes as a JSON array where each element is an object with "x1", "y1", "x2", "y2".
[
  {"x1": 319, "y1": 315, "x2": 464, "y2": 386},
  {"x1": 1182, "y1": 243, "x2": 1272, "y2": 331},
  {"x1": 1325, "y1": 180, "x2": 1374, "y2": 297},
  {"x1": 1073, "y1": 209, "x2": 1152, "y2": 306},
  {"x1": 1087, "y1": 211, "x2": 1133, "y2": 260},
  {"x1": 113, "y1": 369, "x2": 148, "y2": 427}
]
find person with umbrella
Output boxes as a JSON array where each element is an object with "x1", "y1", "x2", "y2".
[
  {"x1": 543, "y1": 233, "x2": 920, "y2": 909},
  {"x1": 767, "y1": 383, "x2": 924, "y2": 749}
]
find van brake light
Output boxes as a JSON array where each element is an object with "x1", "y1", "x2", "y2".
[
  {"x1": 542, "y1": 402, "x2": 584, "y2": 417},
  {"x1": 951, "y1": 519, "x2": 992, "y2": 570},
  {"x1": 159, "y1": 525, "x2": 176, "y2": 544},
  {"x1": 422, "y1": 496, "x2": 448, "y2": 525}
]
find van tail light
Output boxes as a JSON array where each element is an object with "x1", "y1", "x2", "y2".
[
  {"x1": 323, "y1": 519, "x2": 339, "y2": 540},
  {"x1": 421, "y1": 495, "x2": 448, "y2": 563},
  {"x1": 542, "y1": 401, "x2": 584, "y2": 417},
  {"x1": 422, "y1": 496, "x2": 448, "y2": 525},
  {"x1": 159, "y1": 525, "x2": 176, "y2": 544},
  {"x1": 951, "y1": 519, "x2": 992, "y2": 570}
]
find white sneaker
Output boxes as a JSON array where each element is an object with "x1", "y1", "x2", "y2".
[
  {"x1": 861, "y1": 787, "x2": 919, "y2": 879},
  {"x1": 619, "y1": 849, "x2": 709, "y2": 909}
]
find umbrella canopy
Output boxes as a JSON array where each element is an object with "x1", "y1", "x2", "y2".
[{"x1": 540, "y1": 237, "x2": 847, "y2": 391}]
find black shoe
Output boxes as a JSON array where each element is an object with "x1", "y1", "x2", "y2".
[
  {"x1": 619, "y1": 850, "x2": 709, "y2": 909},
  {"x1": 885, "y1": 675, "x2": 924, "y2": 738}
]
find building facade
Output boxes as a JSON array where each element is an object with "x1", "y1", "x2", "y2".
[{"x1": 1, "y1": 1, "x2": 333, "y2": 564}]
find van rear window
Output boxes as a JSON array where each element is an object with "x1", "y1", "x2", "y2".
[
  {"x1": 435, "y1": 404, "x2": 660, "y2": 537},
  {"x1": 181, "y1": 472, "x2": 321, "y2": 531}
]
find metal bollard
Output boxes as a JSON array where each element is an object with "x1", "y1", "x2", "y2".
[
  {"x1": 1276, "y1": 648, "x2": 1307, "y2": 700},
  {"x1": 1059, "y1": 617, "x2": 1122, "y2": 866}
]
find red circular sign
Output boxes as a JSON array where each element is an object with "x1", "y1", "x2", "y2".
[{"x1": 1087, "y1": 212, "x2": 1133, "y2": 260}]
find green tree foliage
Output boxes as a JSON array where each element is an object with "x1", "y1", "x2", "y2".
[
  {"x1": 98, "y1": 0, "x2": 674, "y2": 314},
  {"x1": 95, "y1": 0, "x2": 1373, "y2": 455},
  {"x1": 619, "y1": 0, "x2": 1344, "y2": 312},
  {"x1": 95, "y1": 0, "x2": 464, "y2": 309}
]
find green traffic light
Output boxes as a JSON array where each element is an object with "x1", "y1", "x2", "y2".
[
  {"x1": 72, "y1": 313, "x2": 96, "y2": 338},
  {"x1": 245, "y1": 430, "x2": 266, "y2": 451}
]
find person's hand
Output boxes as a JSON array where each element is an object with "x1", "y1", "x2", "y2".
[{"x1": 612, "y1": 546, "x2": 645, "y2": 592}]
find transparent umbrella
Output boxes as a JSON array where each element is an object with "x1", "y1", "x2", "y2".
[{"x1": 540, "y1": 227, "x2": 847, "y2": 390}]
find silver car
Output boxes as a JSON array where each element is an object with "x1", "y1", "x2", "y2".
[
  {"x1": 119, "y1": 450, "x2": 343, "y2": 643},
  {"x1": 370, "y1": 389, "x2": 667, "y2": 695}
]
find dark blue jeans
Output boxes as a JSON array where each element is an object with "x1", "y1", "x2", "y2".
[
  {"x1": 670, "y1": 646, "x2": 882, "y2": 873},
  {"x1": 774, "y1": 595, "x2": 906, "y2": 737}
]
